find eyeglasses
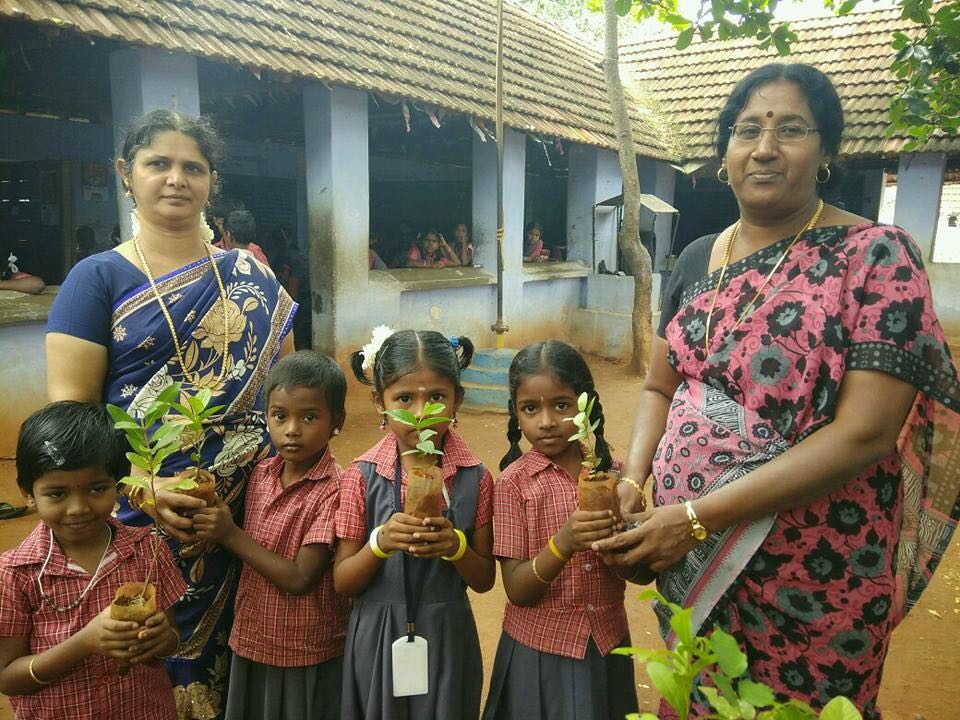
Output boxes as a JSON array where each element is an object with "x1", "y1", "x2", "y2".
[{"x1": 728, "y1": 123, "x2": 819, "y2": 143}]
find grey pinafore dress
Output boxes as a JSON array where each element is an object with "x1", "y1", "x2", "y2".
[{"x1": 340, "y1": 460, "x2": 484, "y2": 720}]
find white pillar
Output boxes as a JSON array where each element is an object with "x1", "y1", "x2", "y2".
[
  {"x1": 303, "y1": 84, "x2": 369, "y2": 356},
  {"x1": 109, "y1": 49, "x2": 200, "y2": 242},
  {"x1": 566, "y1": 144, "x2": 622, "y2": 270},
  {"x1": 893, "y1": 152, "x2": 947, "y2": 261}
]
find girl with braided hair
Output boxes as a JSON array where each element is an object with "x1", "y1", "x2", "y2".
[{"x1": 483, "y1": 340, "x2": 641, "y2": 720}]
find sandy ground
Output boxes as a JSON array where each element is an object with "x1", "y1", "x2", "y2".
[{"x1": 0, "y1": 356, "x2": 957, "y2": 718}]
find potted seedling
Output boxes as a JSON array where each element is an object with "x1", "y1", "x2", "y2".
[
  {"x1": 566, "y1": 392, "x2": 621, "y2": 525},
  {"x1": 106, "y1": 382, "x2": 201, "y2": 674},
  {"x1": 383, "y1": 402, "x2": 450, "y2": 519},
  {"x1": 168, "y1": 387, "x2": 224, "y2": 509}
]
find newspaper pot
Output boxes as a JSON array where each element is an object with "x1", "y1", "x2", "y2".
[
  {"x1": 405, "y1": 465, "x2": 444, "y2": 519},
  {"x1": 110, "y1": 582, "x2": 156, "y2": 675},
  {"x1": 174, "y1": 467, "x2": 217, "y2": 509},
  {"x1": 577, "y1": 470, "x2": 621, "y2": 526}
]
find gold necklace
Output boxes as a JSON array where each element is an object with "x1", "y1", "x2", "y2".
[
  {"x1": 133, "y1": 238, "x2": 231, "y2": 386},
  {"x1": 704, "y1": 199, "x2": 824, "y2": 351}
]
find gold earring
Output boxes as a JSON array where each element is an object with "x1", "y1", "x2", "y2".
[{"x1": 717, "y1": 165, "x2": 730, "y2": 185}]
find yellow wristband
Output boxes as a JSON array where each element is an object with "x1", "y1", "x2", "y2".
[
  {"x1": 548, "y1": 536, "x2": 570, "y2": 562},
  {"x1": 369, "y1": 525, "x2": 395, "y2": 560},
  {"x1": 28, "y1": 656, "x2": 51, "y2": 686},
  {"x1": 441, "y1": 529, "x2": 468, "y2": 562},
  {"x1": 530, "y1": 555, "x2": 551, "y2": 585},
  {"x1": 618, "y1": 477, "x2": 642, "y2": 494}
]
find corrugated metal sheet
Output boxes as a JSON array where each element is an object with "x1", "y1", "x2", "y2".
[
  {"x1": 0, "y1": 0, "x2": 675, "y2": 159},
  {"x1": 621, "y1": 8, "x2": 960, "y2": 162}
]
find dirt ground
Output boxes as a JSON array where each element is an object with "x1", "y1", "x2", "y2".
[{"x1": 0, "y1": 356, "x2": 957, "y2": 718}]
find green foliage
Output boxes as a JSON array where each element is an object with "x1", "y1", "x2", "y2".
[
  {"x1": 614, "y1": 589, "x2": 864, "y2": 720},
  {"x1": 564, "y1": 392, "x2": 602, "y2": 476},
  {"x1": 106, "y1": 383, "x2": 222, "y2": 494},
  {"x1": 383, "y1": 403, "x2": 450, "y2": 457}
]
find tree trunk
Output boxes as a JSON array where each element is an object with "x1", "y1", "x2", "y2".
[{"x1": 602, "y1": 0, "x2": 653, "y2": 376}]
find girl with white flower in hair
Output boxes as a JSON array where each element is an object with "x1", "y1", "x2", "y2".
[
  {"x1": 334, "y1": 327, "x2": 495, "y2": 719},
  {"x1": 45, "y1": 109, "x2": 296, "y2": 719}
]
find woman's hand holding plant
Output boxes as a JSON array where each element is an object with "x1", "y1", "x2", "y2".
[
  {"x1": 593, "y1": 504, "x2": 698, "y2": 573},
  {"x1": 193, "y1": 497, "x2": 238, "y2": 545},
  {"x1": 153, "y1": 480, "x2": 206, "y2": 543},
  {"x1": 554, "y1": 509, "x2": 618, "y2": 557},
  {"x1": 409, "y1": 516, "x2": 459, "y2": 559}
]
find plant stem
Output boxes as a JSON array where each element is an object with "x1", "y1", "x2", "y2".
[{"x1": 139, "y1": 472, "x2": 161, "y2": 600}]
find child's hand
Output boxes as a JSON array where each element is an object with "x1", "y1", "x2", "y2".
[
  {"x1": 555, "y1": 509, "x2": 617, "y2": 556},
  {"x1": 408, "y1": 516, "x2": 460, "y2": 559},
  {"x1": 192, "y1": 497, "x2": 237, "y2": 545},
  {"x1": 128, "y1": 611, "x2": 176, "y2": 665},
  {"x1": 82, "y1": 607, "x2": 141, "y2": 660},
  {"x1": 378, "y1": 512, "x2": 431, "y2": 555}
]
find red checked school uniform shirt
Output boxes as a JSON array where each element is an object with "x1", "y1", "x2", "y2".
[
  {"x1": 493, "y1": 449, "x2": 629, "y2": 659},
  {"x1": 229, "y1": 449, "x2": 350, "y2": 667},
  {"x1": 335, "y1": 431, "x2": 493, "y2": 543},
  {"x1": 0, "y1": 518, "x2": 185, "y2": 720}
]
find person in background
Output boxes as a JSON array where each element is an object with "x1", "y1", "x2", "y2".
[
  {"x1": 453, "y1": 223, "x2": 474, "y2": 266},
  {"x1": 75, "y1": 226, "x2": 97, "y2": 262},
  {"x1": 1, "y1": 240, "x2": 45, "y2": 294},
  {"x1": 208, "y1": 198, "x2": 243, "y2": 246},
  {"x1": 368, "y1": 232, "x2": 387, "y2": 271},
  {"x1": 406, "y1": 229, "x2": 461, "y2": 268},
  {"x1": 523, "y1": 222, "x2": 548, "y2": 263},
  {"x1": 272, "y1": 226, "x2": 312, "y2": 350},
  {"x1": 223, "y1": 210, "x2": 271, "y2": 267}
]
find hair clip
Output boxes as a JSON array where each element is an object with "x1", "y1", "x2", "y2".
[
  {"x1": 449, "y1": 336, "x2": 460, "y2": 349},
  {"x1": 43, "y1": 441, "x2": 66, "y2": 467}
]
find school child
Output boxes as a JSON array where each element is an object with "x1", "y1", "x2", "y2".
[
  {"x1": 0, "y1": 401, "x2": 185, "y2": 719},
  {"x1": 482, "y1": 340, "x2": 640, "y2": 720},
  {"x1": 193, "y1": 351, "x2": 350, "y2": 720},
  {"x1": 334, "y1": 328, "x2": 495, "y2": 720}
]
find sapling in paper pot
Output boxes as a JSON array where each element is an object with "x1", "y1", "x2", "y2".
[
  {"x1": 105, "y1": 383, "x2": 220, "y2": 672},
  {"x1": 566, "y1": 392, "x2": 621, "y2": 524},
  {"x1": 168, "y1": 387, "x2": 224, "y2": 508},
  {"x1": 383, "y1": 402, "x2": 450, "y2": 519}
]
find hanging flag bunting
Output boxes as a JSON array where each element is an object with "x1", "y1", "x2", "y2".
[
  {"x1": 426, "y1": 106, "x2": 441, "y2": 128},
  {"x1": 468, "y1": 116, "x2": 487, "y2": 142},
  {"x1": 401, "y1": 101, "x2": 411, "y2": 133}
]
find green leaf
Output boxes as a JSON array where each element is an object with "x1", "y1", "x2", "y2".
[
  {"x1": 738, "y1": 679, "x2": 776, "y2": 708},
  {"x1": 709, "y1": 628, "x2": 748, "y2": 678},
  {"x1": 676, "y1": 26, "x2": 696, "y2": 50},
  {"x1": 106, "y1": 403, "x2": 136, "y2": 425},
  {"x1": 419, "y1": 429, "x2": 438, "y2": 441},
  {"x1": 153, "y1": 421, "x2": 186, "y2": 446},
  {"x1": 383, "y1": 409, "x2": 417, "y2": 426},
  {"x1": 708, "y1": 671, "x2": 738, "y2": 706},
  {"x1": 422, "y1": 402, "x2": 446, "y2": 417},
  {"x1": 738, "y1": 699, "x2": 757, "y2": 719},
  {"x1": 818, "y1": 697, "x2": 862, "y2": 720},
  {"x1": 167, "y1": 476, "x2": 199, "y2": 492},
  {"x1": 577, "y1": 392, "x2": 588, "y2": 412},
  {"x1": 637, "y1": 588, "x2": 670, "y2": 605},
  {"x1": 700, "y1": 687, "x2": 738, "y2": 719},
  {"x1": 668, "y1": 605, "x2": 695, "y2": 648},
  {"x1": 615, "y1": 0, "x2": 632, "y2": 17},
  {"x1": 126, "y1": 452, "x2": 153, "y2": 471},
  {"x1": 118, "y1": 475, "x2": 150, "y2": 489},
  {"x1": 646, "y1": 661, "x2": 689, "y2": 718},
  {"x1": 418, "y1": 416, "x2": 451, "y2": 428}
]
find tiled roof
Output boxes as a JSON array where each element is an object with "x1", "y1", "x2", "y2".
[
  {"x1": 621, "y1": 8, "x2": 960, "y2": 163},
  {"x1": 0, "y1": 0, "x2": 672, "y2": 159}
]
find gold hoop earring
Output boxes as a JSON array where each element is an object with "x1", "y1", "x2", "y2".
[
  {"x1": 717, "y1": 165, "x2": 730, "y2": 185},
  {"x1": 816, "y1": 165, "x2": 831, "y2": 184}
]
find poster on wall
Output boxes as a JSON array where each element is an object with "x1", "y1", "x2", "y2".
[{"x1": 82, "y1": 162, "x2": 109, "y2": 201}]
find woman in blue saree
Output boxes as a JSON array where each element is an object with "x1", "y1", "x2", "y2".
[{"x1": 46, "y1": 110, "x2": 296, "y2": 719}]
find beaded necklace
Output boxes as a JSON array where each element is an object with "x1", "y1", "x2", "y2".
[
  {"x1": 704, "y1": 199, "x2": 824, "y2": 351},
  {"x1": 36, "y1": 525, "x2": 113, "y2": 613},
  {"x1": 133, "y1": 238, "x2": 230, "y2": 386}
]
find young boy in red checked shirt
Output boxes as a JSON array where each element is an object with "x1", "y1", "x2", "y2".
[{"x1": 194, "y1": 351, "x2": 349, "y2": 720}]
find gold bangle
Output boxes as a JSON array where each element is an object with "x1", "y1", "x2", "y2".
[
  {"x1": 530, "y1": 556, "x2": 551, "y2": 585},
  {"x1": 618, "y1": 477, "x2": 642, "y2": 494},
  {"x1": 441, "y1": 529, "x2": 468, "y2": 562},
  {"x1": 28, "y1": 655, "x2": 51, "y2": 685},
  {"x1": 548, "y1": 536, "x2": 570, "y2": 562},
  {"x1": 126, "y1": 485, "x2": 144, "y2": 511}
]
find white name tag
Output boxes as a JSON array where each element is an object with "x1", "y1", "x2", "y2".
[{"x1": 391, "y1": 635, "x2": 429, "y2": 697}]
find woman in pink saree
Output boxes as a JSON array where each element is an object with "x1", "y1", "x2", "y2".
[{"x1": 595, "y1": 64, "x2": 960, "y2": 717}]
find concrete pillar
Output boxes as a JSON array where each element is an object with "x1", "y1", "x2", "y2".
[
  {"x1": 109, "y1": 49, "x2": 200, "y2": 242},
  {"x1": 860, "y1": 167, "x2": 885, "y2": 222},
  {"x1": 566, "y1": 144, "x2": 622, "y2": 269},
  {"x1": 638, "y1": 158, "x2": 677, "y2": 271},
  {"x1": 472, "y1": 129, "x2": 525, "y2": 337},
  {"x1": 894, "y1": 152, "x2": 947, "y2": 261},
  {"x1": 303, "y1": 84, "x2": 369, "y2": 357}
]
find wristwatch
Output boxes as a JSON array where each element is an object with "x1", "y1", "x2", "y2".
[{"x1": 684, "y1": 501, "x2": 709, "y2": 542}]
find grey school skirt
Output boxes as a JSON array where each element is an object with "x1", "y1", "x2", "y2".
[
  {"x1": 482, "y1": 632, "x2": 638, "y2": 720},
  {"x1": 224, "y1": 654, "x2": 343, "y2": 720}
]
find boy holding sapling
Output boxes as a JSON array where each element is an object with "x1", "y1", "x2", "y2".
[
  {"x1": 193, "y1": 352, "x2": 350, "y2": 720},
  {"x1": 483, "y1": 341, "x2": 646, "y2": 720},
  {"x1": 0, "y1": 402, "x2": 184, "y2": 719}
]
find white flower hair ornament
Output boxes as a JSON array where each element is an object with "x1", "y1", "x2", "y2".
[{"x1": 360, "y1": 325, "x2": 396, "y2": 372}]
